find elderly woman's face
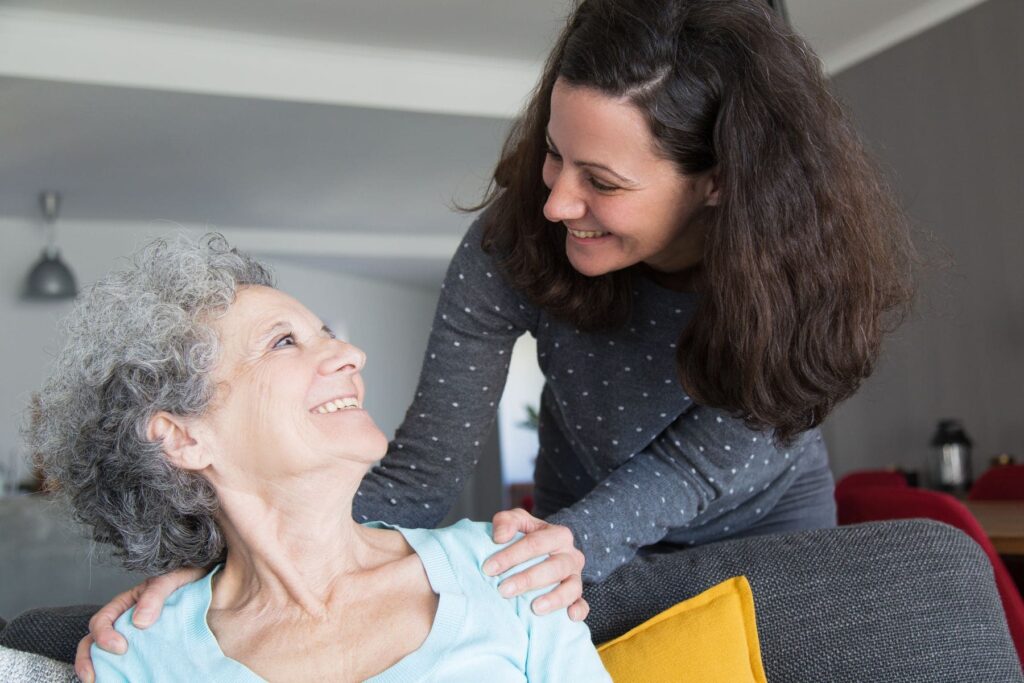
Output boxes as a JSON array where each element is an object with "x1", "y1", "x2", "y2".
[{"x1": 198, "y1": 285, "x2": 388, "y2": 479}]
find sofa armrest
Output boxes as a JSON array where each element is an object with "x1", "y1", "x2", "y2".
[
  {"x1": 584, "y1": 519, "x2": 1023, "y2": 683},
  {"x1": 0, "y1": 604, "x2": 95, "y2": 664}
]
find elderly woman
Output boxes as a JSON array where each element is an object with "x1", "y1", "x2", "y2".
[{"x1": 29, "y1": 235, "x2": 610, "y2": 682}]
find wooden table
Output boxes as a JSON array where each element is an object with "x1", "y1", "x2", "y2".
[{"x1": 964, "y1": 501, "x2": 1024, "y2": 557}]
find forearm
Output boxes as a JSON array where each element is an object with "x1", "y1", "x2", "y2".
[
  {"x1": 545, "y1": 442, "x2": 712, "y2": 581},
  {"x1": 547, "y1": 407, "x2": 788, "y2": 581}
]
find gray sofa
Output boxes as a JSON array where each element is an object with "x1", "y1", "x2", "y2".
[{"x1": 1, "y1": 494, "x2": 1022, "y2": 682}]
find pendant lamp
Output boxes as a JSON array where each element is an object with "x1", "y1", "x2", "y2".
[{"x1": 23, "y1": 192, "x2": 78, "y2": 300}]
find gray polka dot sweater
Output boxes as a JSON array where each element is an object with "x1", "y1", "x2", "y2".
[{"x1": 354, "y1": 217, "x2": 829, "y2": 581}]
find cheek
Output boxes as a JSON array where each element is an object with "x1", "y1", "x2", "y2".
[
  {"x1": 241, "y1": 368, "x2": 293, "y2": 438},
  {"x1": 253, "y1": 373, "x2": 276, "y2": 424}
]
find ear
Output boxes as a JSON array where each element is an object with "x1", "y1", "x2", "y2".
[
  {"x1": 699, "y1": 167, "x2": 721, "y2": 207},
  {"x1": 147, "y1": 411, "x2": 209, "y2": 472}
]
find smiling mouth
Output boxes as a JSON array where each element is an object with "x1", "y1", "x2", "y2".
[
  {"x1": 311, "y1": 397, "x2": 361, "y2": 414},
  {"x1": 567, "y1": 228, "x2": 609, "y2": 239}
]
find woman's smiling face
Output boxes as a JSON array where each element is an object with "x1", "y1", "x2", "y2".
[
  {"x1": 198, "y1": 285, "x2": 388, "y2": 481},
  {"x1": 541, "y1": 78, "x2": 719, "y2": 279}
]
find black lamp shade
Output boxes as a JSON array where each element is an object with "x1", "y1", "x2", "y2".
[{"x1": 24, "y1": 249, "x2": 78, "y2": 300}]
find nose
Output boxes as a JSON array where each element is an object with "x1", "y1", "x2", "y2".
[
  {"x1": 543, "y1": 170, "x2": 587, "y2": 223},
  {"x1": 318, "y1": 339, "x2": 366, "y2": 377}
]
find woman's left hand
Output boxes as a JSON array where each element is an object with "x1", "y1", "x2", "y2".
[{"x1": 483, "y1": 508, "x2": 589, "y2": 621}]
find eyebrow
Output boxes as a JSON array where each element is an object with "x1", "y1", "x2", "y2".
[{"x1": 545, "y1": 130, "x2": 638, "y2": 186}]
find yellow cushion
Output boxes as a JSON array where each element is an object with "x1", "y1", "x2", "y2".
[{"x1": 597, "y1": 576, "x2": 767, "y2": 683}]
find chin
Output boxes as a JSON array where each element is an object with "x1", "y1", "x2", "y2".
[
  {"x1": 566, "y1": 251, "x2": 617, "y2": 278},
  {"x1": 370, "y1": 433, "x2": 389, "y2": 459},
  {"x1": 564, "y1": 236, "x2": 631, "y2": 277}
]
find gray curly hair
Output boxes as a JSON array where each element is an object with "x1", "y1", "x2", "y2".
[{"x1": 27, "y1": 234, "x2": 274, "y2": 574}]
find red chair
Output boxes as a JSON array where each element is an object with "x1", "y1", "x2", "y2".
[
  {"x1": 969, "y1": 464, "x2": 1024, "y2": 501},
  {"x1": 834, "y1": 469, "x2": 909, "y2": 500},
  {"x1": 837, "y1": 486, "x2": 1024, "y2": 668}
]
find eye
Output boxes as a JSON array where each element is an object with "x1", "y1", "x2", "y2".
[
  {"x1": 588, "y1": 176, "x2": 619, "y2": 192},
  {"x1": 272, "y1": 334, "x2": 296, "y2": 349},
  {"x1": 545, "y1": 146, "x2": 562, "y2": 161}
]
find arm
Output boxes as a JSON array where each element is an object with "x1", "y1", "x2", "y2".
[
  {"x1": 353, "y1": 217, "x2": 539, "y2": 527},
  {"x1": 74, "y1": 570, "x2": 205, "y2": 683},
  {"x1": 542, "y1": 405, "x2": 788, "y2": 581},
  {"x1": 481, "y1": 407, "x2": 791, "y2": 609},
  {"x1": 517, "y1": 584, "x2": 612, "y2": 682},
  {"x1": 90, "y1": 645, "x2": 132, "y2": 683}
]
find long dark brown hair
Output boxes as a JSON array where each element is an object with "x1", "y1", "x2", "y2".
[{"x1": 473, "y1": 0, "x2": 915, "y2": 443}]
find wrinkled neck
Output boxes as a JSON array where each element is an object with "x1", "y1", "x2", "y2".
[{"x1": 205, "y1": 462, "x2": 402, "y2": 618}]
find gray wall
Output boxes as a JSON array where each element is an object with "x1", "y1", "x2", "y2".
[{"x1": 822, "y1": 0, "x2": 1024, "y2": 478}]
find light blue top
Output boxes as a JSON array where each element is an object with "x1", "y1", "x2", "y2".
[{"x1": 92, "y1": 520, "x2": 611, "y2": 682}]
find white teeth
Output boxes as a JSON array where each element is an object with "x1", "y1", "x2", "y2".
[
  {"x1": 313, "y1": 396, "x2": 360, "y2": 414},
  {"x1": 569, "y1": 229, "x2": 608, "y2": 239}
]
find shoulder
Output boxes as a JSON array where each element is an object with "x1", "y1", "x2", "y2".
[
  {"x1": 445, "y1": 215, "x2": 524, "y2": 300},
  {"x1": 447, "y1": 215, "x2": 496, "y2": 274},
  {"x1": 434, "y1": 213, "x2": 539, "y2": 333},
  {"x1": 426, "y1": 518, "x2": 506, "y2": 571},
  {"x1": 427, "y1": 520, "x2": 549, "y2": 598},
  {"x1": 91, "y1": 570, "x2": 215, "y2": 680}
]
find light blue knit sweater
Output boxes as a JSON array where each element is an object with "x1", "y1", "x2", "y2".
[{"x1": 92, "y1": 520, "x2": 610, "y2": 682}]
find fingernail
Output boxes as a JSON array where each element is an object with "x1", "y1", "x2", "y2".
[
  {"x1": 499, "y1": 581, "x2": 516, "y2": 598},
  {"x1": 482, "y1": 560, "x2": 498, "y2": 576},
  {"x1": 101, "y1": 635, "x2": 126, "y2": 655},
  {"x1": 81, "y1": 670, "x2": 94, "y2": 683},
  {"x1": 134, "y1": 609, "x2": 153, "y2": 626},
  {"x1": 533, "y1": 599, "x2": 550, "y2": 615}
]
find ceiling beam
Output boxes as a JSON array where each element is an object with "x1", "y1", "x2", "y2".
[
  {"x1": 820, "y1": 0, "x2": 990, "y2": 75},
  {"x1": 0, "y1": 8, "x2": 536, "y2": 119},
  {"x1": 215, "y1": 227, "x2": 461, "y2": 263}
]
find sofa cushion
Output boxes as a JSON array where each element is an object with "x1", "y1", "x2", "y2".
[
  {"x1": 0, "y1": 644, "x2": 74, "y2": 682},
  {"x1": 597, "y1": 576, "x2": 766, "y2": 683},
  {"x1": 0, "y1": 605, "x2": 95, "y2": 664}
]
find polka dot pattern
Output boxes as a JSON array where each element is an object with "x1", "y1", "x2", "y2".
[{"x1": 352, "y1": 218, "x2": 830, "y2": 581}]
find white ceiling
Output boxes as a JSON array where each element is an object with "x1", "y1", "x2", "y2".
[
  {"x1": 0, "y1": 0, "x2": 992, "y2": 286},
  {"x1": 4, "y1": 0, "x2": 570, "y2": 62}
]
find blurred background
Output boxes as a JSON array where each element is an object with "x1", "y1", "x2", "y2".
[{"x1": 0, "y1": 0, "x2": 1021, "y2": 614}]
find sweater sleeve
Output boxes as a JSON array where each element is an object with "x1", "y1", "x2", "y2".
[
  {"x1": 545, "y1": 405, "x2": 791, "y2": 582},
  {"x1": 353, "y1": 217, "x2": 538, "y2": 527},
  {"x1": 518, "y1": 592, "x2": 612, "y2": 682}
]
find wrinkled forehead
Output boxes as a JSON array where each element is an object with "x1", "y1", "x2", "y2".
[{"x1": 211, "y1": 285, "x2": 317, "y2": 358}]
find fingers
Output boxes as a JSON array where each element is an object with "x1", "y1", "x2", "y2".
[
  {"x1": 491, "y1": 507, "x2": 545, "y2": 545},
  {"x1": 567, "y1": 597, "x2": 591, "y2": 622},
  {"x1": 133, "y1": 568, "x2": 202, "y2": 627},
  {"x1": 87, "y1": 588, "x2": 135, "y2": 653},
  {"x1": 485, "y1": 523, "x2": 580, "y2": 577},
  {"x1": 497, "y1": 551, "x2": 581, "y2": 599},
  {"x1": 74, "y1": 634, "x2": 97, "y2": 683},
  {"x1": 530, "y1": 574, "x2": 584, "y2": 616}
]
